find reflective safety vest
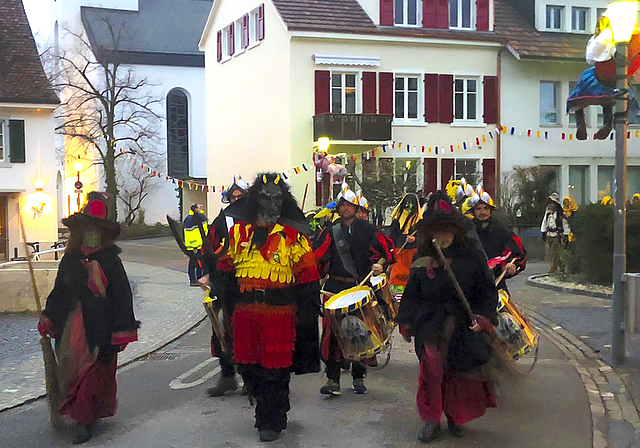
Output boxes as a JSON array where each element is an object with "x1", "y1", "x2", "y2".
[{"x1": 183, "y1": 210, "x2": 208, "y2": 250}]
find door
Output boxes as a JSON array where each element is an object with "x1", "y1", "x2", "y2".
[{"x1": 0, "y1": 196, "x2": 7, "y2": 261}]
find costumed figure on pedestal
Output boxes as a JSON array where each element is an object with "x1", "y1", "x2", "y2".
[
  {"x1": 396, "y1": 191, "x2": 498, "y2": 444},
  {"x1": 567, "y1": 9, "x2": 640, "y2": 140},
  {"x1": 388, "y1": 193, "x2": 423, "y2": 292},
  {"x1": 216, "y1": 173, "x2": 321, "y2": 442},
  {"x1": 200, "y1": 175, "x2": 248, "y2": 397},
  {"x1": 38, "y1": 192, "x2": 139, "y2": 444},
  {"x1": 313, "y1": 184, "x2": 394, "y2": 396}
]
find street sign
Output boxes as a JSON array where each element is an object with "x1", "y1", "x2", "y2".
[
  {"x1": 74, "y1": 181, "x2": 83, "y2": 190},
  {"x1": 74, "y1": 189, "x2": 83, "y2": 194}
]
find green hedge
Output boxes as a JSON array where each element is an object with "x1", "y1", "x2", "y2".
[{"x1": 571, "y1": 202, "x2": 640, "y2": 284}]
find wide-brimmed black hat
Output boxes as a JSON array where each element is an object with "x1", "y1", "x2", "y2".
[
  {"x1": 61, "y1": 192, "x2": 121, "y2": 240},
  {"x1": 417, "y1": 190, "x2": 471, "y2": 234}
]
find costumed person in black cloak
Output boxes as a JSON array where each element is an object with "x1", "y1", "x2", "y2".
[
  {"x1": 183, "y1": 203, "x2": 208, "y2": 286},
  {"x1": 540, "y1": 193, "x2": 571, "y2": 273},
  {"x1": 388, "y1": 193, "x2": 423, "y2": 292},
  {"x1": 199, "y1": 175, "x2": 248, "y2": 397},
  {"x1": 313, "y1": 184, "x2": 394, "y2": 396},
  {"x1": 38, "y1": 192, "x2": 139, "y2": 444},
  {"x1": 469, "y1": 188, "x2": 526, "y2": 290},
  {"x1": 213, "y1": 173, "x2": 321, "y2": 442},
  {"x1": 396, "y1": 191, "x2": 498, "y2": 444}
]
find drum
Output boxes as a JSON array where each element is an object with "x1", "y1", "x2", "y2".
[
  {"x1": 495, "y1": 289, "x2": 539, "y2": 361},
  {"x1": 324, "y1": 286, "x2": 391, "y2": 361},
  {"x1": 370, "y1": 274, "x2": 399, "y2": 326}
]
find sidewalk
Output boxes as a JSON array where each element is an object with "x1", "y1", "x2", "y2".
[
  {"x1": 515, "y1": 262, "x2": 640, "y2": 448},
  {"x1": 0, "y1": 261, "x2": 205, "y2": 412}
]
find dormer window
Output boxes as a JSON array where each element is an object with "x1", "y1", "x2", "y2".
[
  {"x1": 571, "y1": 7, "x2": 589, "y2": 32},
  {"x1": 450, "y1": 0, "x2": 474, "y2": 30},
  {"x1": 394, "y1": 0, "x2": 420, "y2": 26},
  {"x1": 546, "y1": 5, "x2": 564, "y2": 31}
]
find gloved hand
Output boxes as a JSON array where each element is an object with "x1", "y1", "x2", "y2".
[
  {"x1": 541, "y1": 232, "x2": 547, "y2": 243},
  {"x1": 470, "y1": 315, "x2": 494, "y2": 333},
  {"x1": 399, "y1": 325, "x2": 413, "y2": 343},
  {"x1": 37, "y1": 316, "x2": 55, "y2": 338}
]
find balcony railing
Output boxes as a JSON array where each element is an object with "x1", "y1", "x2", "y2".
[{"x1": 313, "y1": 114, "x2": 393, "y2": 142}]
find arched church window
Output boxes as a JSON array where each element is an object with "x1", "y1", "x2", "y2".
[{"x1": 166, "y1": 89, "x2": 189, "y2": 179}]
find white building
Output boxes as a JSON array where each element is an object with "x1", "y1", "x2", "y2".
[
  {"x1": 0, "y1": 0, "x2": 59, "y2": 261},
  {"x1": 29, "y1": 0, "x2": 212, "y2": 224}
]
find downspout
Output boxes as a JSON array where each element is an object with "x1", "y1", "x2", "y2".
[{"x1": 496, "y1": 47, "x2": 504, "y2": 205}]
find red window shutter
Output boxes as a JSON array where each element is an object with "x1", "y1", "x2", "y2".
[
  {"x1": 258, "y1": 4, "x2": 265, "y2": 41},
  {"x1": 315, "y1": 70, "x2": 330, "y2": 115},
  {"x1": 483, "y1": 75, "x2": 498, "y2": 124},
  {"x1": 476, "y1": 0, "x2": 490, "y2": 31},
  {"x1": 217, "y1": 30, "x2": 222, "y2": 62},
  {"x1": 438, "y1": 74, "x2": 454, "y2": 123},
  {"x1": 229, "y1": 23, "x2": 235, "y2": 56},
  {"x1": 242, "y1": 14, "x2": 249, "y2": 49},
  {"x1": 379, "y1": 72, "x2": 394, "y2": 116},
  {"x1": 423, "y1": 158, "x2": 437, "y2": 195},
  {"x1": 441, "y1": 158, "x2": 454, "y2": 190},
  {"x1": 423, "y1": 0, "x2": 437, "y2": 28},
  {"x1": 380, "y1": 0, "x2": 394, "y2": 26},
  {"x1": 316, "y1": 168, "x2": 323, "y2": 206},
  {"x1": 424, "y1": 74, "x2": 439, "y2": 122},
  {"x1": 362, "y1": 72, "x2": 377, "y2": 114},
  {"x1": 437, "y1": 0, "x2": 449, "y2": 29},
  {"x1": 483, "y1": 158, "x2": 496, "y2": 198}
]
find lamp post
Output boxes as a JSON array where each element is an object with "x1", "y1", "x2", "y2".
[
  {"x1": 607, "y1": 0, "x2": 638, "y2": 364},
  {"x1": 74, "y1": 156, "x2": 83, "y2": 213}
]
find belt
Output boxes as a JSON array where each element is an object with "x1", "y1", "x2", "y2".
[
  {"x1": 239, "y1": 288, "x2": 295, "y2": 306},
  {"x1": 329, "y1": 275, "x2": 357, "y2": 284}
]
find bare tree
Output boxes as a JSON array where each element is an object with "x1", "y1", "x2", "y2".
[
  {"x1": 117, "y1": 152, "x2": 162, "y2": 226},
  {"x1": 50, "y1": 20, "x2": 163, "y2": 219}
]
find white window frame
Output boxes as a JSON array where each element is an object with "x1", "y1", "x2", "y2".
[
  {"x1": 330, "y1": 72, "x2": 360, "y2": 114},
  {"x1": 393, "y1": 73, "x2": 422, "y2": 124},
  {"x1": 546, "y1": 5, "x2": 564, "y2": 31},
  {"x1": 568, "y1": 81, "x2": 589, "y2": 127},
  {"x1": 249, "y1": 7, "x2": 261, "y2": 48},
  {"x1": 455, "y1": 159, "x2": 481, "y2": 186},
  {"x1": 453, "y1": 76, "x2": 481, "y2": 124},
  {"x1": 449, "y1": 0, "x2": 476, "y2": 30},
  {"x1": 221, "y1": 25, "x2": 231, "y2": 61},
  {"x1": 597, "y1": 8, "x2": 607, "y2": 19},
  {"x1": 540, "y1": 81, "x2": 561, "y2": 126},
  {"x1": 0, "y1": 120, "x2": 5, "y2": 162},
  {"x1": 571, "y1": 7, "x2": 589, "y2": 33},
  {"x1": 234, "y1": 18, "x2": 245, "y2": 55},
  {"x1": 394, "y1": 0, "x2": 422, "y2": 27}
]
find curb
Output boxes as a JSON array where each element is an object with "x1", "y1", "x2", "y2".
[
  {"x1": 527, "y1": 274, "x2": 613, "y2": 300},
  {"x1": 523, "y1": 305, "x2": 640, "y2": 448}
]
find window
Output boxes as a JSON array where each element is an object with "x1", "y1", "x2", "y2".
[
  {"x1": 454, "y1": 77, "x2": 479, "y2": 122},
  {"x1": 597, "y1": 8, "x2": 606, "y2": 19},
  {"x1": 600, "y1": 85, "x2": 640, "y2": 126},
  {"x1": 221, "y1": 25, "x2": 231, "y2": 59},
  {"x1": 249, "y1": 7, "x2": 260, "y2": 46},
  {"x1": 569, "y1": 165, "x2": 589, "y2": 205},
  {"x1": 450, "y1": 0, "x2": 473, "y2": 30},
  {"x1": 394, "y1": 0, "x2": 420, "y2": 26},
  {"x1": 568, "y1": 81, "x2": 589, "y2": 127},
  {"x1": 629, "y1": 167, "x2": 640, "y2": 199},
  {"x1": 546, "y1": 5, "x2": 564, "y2": 30},
  {"x1": 0, "y1": 120, "x2": 4, "y2": 162},
  {"x1": 166, "y1": 90, "x2": 189, "y2": 179},
  {"x1": 597, "y1": 166, "x2": 614, "y2": 200},
  {"x1": 540, "y1": 82, "x2": 560, "y2": 125},
  {"x1": 331, "y1": 73, "x2": 357, "y2": 114},
  {"x1": 572, "y1": 7, "x2": 588, "y2": 32},
  {"x1": 235, "y1": 18, "x2": 244, "y2": 53},
  {"x1": 455, "y1": 159, "x2": 480, "y2": 186},
  {"x1": 394, "y1": 158, "x2": 419, "y2": 193},
  {"x1": 394, "y1": 75, "x2": 420, "y2": 121}
]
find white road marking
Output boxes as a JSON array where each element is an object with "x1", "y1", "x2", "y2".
[{"x1": 169, "y1": 358, "x2": 220, "y2": 389}]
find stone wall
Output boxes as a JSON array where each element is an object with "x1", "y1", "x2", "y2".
[{"x1": 0, "y1": 261, "x2": 59, "y2": 313}]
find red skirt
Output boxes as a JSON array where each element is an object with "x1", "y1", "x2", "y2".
[
  {"x1": 232, "y1": 303, "x2": 297, "y2": 369},
  {"x1": 57, "y1": 307, "x2": 118, "y2": 425}
]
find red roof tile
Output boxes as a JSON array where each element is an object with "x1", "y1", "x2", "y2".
[{"x1": 0, "y1": 0, "x2": 59, "y2": 104}]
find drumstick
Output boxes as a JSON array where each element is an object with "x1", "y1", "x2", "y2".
[
  {"x1": 494, "y1": 259, "x2": 517, "y2": 287},
  {"x1": 358, "y1": 258, "x2": 386, "y2": 287},
  {"x1": 397, "y1": 230, "x2": 418, "y2": 253}
]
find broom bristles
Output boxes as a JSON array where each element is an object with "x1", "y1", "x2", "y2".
[{"x1": 41, "y1": 336, "x2": 63, "y2": 428}]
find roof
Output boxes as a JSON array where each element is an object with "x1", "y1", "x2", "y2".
[
  {"x1": 494, "y1": 0, "x2": 588, "y2": 61},
  {"x1": 0, "y1": 0, "x2": 58, "y2": 104},
  {"x1": 81, "y1": 0, "x2": 213, "y2": 67}
]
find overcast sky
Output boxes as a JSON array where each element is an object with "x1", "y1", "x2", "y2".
[{"x1": 22, "y1": 0, "x2": 51, "y2": 46}]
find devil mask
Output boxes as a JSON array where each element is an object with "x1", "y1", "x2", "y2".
[{"x1": 256, "y1": 175, "x2": 284, "y2": 224}]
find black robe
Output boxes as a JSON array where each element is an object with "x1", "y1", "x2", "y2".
[{"x1": 397, "y1": 238, "x2": 497, "y2": 372}]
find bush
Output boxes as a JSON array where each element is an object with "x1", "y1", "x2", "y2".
[{"x1": 571, "y1": 202, "x2": 640, "y2": 284}]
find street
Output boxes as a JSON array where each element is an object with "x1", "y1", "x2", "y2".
[{"x1": 0, "y1": 237, "x2": 599, "y2": 448}]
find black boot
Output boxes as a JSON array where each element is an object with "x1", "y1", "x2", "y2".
[
  {"x1": 417, "y1": 422, "x2": 440, "y2": 443},
  {"x1": 206, "y1": 375, "x2": 238, "y2": 397},
  {"x1": 259, "y1": 428, "x2": 282, "y2": 442},
  {"x1": 447, "y1": 416, "x2": 464, "y2": 438},
  {"x1": 575, "y1": 109, "x2": 587, "y2": 141},
  {"x1": 72, "y1": 424, "x2": 92, "y2": 444},
  {"x1": 596, "y1": 107, "x2": 614, "y2": 140}
]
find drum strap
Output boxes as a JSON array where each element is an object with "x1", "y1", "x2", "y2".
[{"x1": 332, "y1": 224, "x2": 359, "y2": 280}]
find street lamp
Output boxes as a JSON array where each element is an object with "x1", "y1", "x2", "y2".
[
  {"x1": 318, "y1": 137, "x2": 330, "y2": 153},
  {"x1": 74, "y1": 156, "x2": 83, "y2": 212},
  {"x1": 607, "y1": 0, "x2": 638, "y2": 364}
]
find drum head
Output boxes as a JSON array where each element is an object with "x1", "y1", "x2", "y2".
[
  {"x1": 370, "y1": 275, "x2": 387, "y2": 291},
  {"x1": 325, "y1": 286, "x2": 373, "y2": 315}
]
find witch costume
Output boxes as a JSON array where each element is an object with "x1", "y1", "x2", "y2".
[
  {"x1": 38, "y1": 192, "x2": 139, "y2": 444},
  {"x1": 396, "y1": 191, "x2": 498, "y2": 443}
]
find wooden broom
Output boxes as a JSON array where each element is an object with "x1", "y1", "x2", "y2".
[{"x1": 18, "y1": 212, "x2": 63, "y2": 427}]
